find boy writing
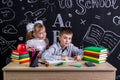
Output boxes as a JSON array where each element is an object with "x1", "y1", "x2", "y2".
[{"x1": 42, "y1": 27, "x2": 83, "y2": 61}]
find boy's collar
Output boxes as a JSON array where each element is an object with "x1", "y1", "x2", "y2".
[{"x1": 57, "y1": 42, "x2": 68, "y2": 50}]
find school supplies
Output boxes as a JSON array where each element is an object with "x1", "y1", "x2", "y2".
[
  {"x1": 74, "y1": 65, "x2": 83, "y2": 68},
  {"x1": 83, "y1": 46, "x2": 108, "y2": 64},
  {"x1": 40, "y1": 61, "x2": 51, "y2": 68},
  {"x1": 84, "y1": 62, "x2": 96, "y2": 67},
  {"x1": 29, "y1": 50, "x2": 39, "y2": 67},
  {"x1": 55, "y1": 62, "x2": 66, "y2": 66},
  {"x1": 11, "y1": 44, "x2": 30, "y2": 64}
]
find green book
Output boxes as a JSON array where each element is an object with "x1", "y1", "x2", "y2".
[
  {"x1": 83, "y1": 56, "x2": 106, "y2": 64},
  {"x1": 19, "y1": 54, "x2": 30, "y2": 59},
  {"x1": 84, "y1": 46, "x2": 108, "y2": 53}
]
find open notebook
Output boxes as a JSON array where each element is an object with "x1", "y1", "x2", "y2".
[{"x1": 43, "y1": 58, "x2": 75, "y2": 64}]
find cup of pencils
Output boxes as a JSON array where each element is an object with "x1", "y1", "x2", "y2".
[{"x1": 29, "y1": 50, "x2": 40, "y2": 67}]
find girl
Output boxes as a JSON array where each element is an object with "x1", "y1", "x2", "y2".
[{"x1": 26, "y1": 20, "x2": 49, "y2": 57}]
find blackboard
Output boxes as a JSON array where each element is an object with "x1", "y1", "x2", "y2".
[{"x1": 0, "y1": 0, "x2": 120, "y2": 80}]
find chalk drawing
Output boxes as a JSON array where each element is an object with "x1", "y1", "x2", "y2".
[
  {"x1": 18, "y1": 37, "x2": 24, "y2": 41},
  {"x1": 116, "y1": 74, "x2": 120, "y2": 80},
  {"x1": 2, "y1": 24, "x2": 18, "y2": 34},
  {"x1": 42, "y1": 0, "x2": 55, "y2": 12},
  {"x1": 2, "y1": 0, "x2": 13, "y2": 7},
  {"x1": 24, "y1": 8, "x2": 46, "y2": 22},
  {"x1": 68, "y1": 13, "x2": 72, "y2": 18},
  {"x1": 0, "y1": 36, "x2": 16, "y2": 54},
  {"x1": 80, "y1": 19, "x2": 86, "y2": 25},
  {"x1": 95, "y1": 15, "x2": 101, "y2": 20},
  {"x1": 82, "y1": 24, "x2": 120, "y2": 54},
  {"x1": 117, "y1": 53, "x2": 120, "y2": 60},
  {"x1": 0, "y1": 7, "x2": 15, "y2": 23},
  {"x1": 107, "y1": 12, "x2": 111, "y2": 16},
  {"x1": 27, "y1": 0, "x2": 38, "y2": 3},
  {"x1": 113, "y1": 16, "x2": 120, "y2": 26}
]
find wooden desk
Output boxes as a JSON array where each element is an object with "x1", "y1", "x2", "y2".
[{"x1": 2, "y1": 61, "x2": 116, "y2": 80}]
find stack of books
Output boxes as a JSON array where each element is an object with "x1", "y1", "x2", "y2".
[
  {"x1": 11, "y1": 50, "x2": 30, "y2": 64},
  {"x1": 83, "y1": 46, "x2": 108, "y2": 64},
  {"x1": 11, "y1": 50, "x2": 19, "y2": 62},
  {"x1": 19, "y1": 51, "x2": 30, "y2": 64}
]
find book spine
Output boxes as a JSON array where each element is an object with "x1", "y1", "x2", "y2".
[
  {"x1": 84, "y1": 50, "x2": 108, "y2": 54},
  {"x1": 84, "y1": 46, "x2": 108, "y2": 52},
  {"x1": 84, "y1": 52, "x2": 107, "y2": 58},
  {"x1": 83, "y1": 55, "x2": 107, "y2": 61},
  {"x1": 83, "y1": 57, "x2": 106, "y2": 64}
]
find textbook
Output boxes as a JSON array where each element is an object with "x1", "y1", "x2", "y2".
[
  {"x1": 83, "y1": 55, "x2": 106, "y2": 61},
  {"x1": 84, "y1": 51, "x2": 107, "y2": 58},
  {"x1": 83, "y1": 57, "x2": 106, "y2": 64},
  {"x1": 84, "y1": 46, "x2": 108, "y2": 53}
]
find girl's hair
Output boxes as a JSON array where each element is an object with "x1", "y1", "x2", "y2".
[{"x1": 26, "y1": 23, "x2": 45, "y2": 41}]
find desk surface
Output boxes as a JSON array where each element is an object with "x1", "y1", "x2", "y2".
[{"x1": 2, "y1": 61, "x2": 116, "y2": 72}]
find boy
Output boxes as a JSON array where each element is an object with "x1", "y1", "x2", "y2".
[{"x1": 42, "y1": 27, "x2": 83, "y2": 61}]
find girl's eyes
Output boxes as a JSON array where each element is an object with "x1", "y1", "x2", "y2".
[{"x1": 39, "y1": 32, "x2": 46, "y2": 34}]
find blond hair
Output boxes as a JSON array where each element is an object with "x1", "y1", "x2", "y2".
[{"x1": 26, "y1": 23, "x2": 45, "y2": 41}]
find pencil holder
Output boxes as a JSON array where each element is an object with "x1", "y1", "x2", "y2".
[{"x1": 29, "y1": 51, "x2": 39, "y2": 67}]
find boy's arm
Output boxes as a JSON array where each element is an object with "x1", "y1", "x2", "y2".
[
  {"x1": 42, "y1": 46, "x2": 61, "y2": 61},
  {"x1": 71, "y1": 44, "x2": 83, "y2": 56}
]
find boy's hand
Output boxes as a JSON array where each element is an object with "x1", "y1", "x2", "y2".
[
  {"x1": 74, "y1": 55, "x2": 82, "y2": 61},
  {"x1": 61, "y1": 56, "x2": 69, "y2": 61}
]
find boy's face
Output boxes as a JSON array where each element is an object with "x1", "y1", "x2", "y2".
[
  {"x1": 35, "y1": 27, "x2": 46, "y2": 40},
  {"x1": 59, "y1": 34, "x2": 73, "y2": 48}
]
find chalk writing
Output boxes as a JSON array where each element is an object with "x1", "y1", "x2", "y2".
[
  {"x1": 53, "y1": 30, "x2": 60, "y2": 43},
  {"x1": 0, "y1": 7, "x2": 15, "y2": 23},
  {"x1": 75, "y1": 0, "x2": 119, "y2": 15},
  {"x1": 52, "y1": 14, "x2": 72, "y2": 27},
  {"x1": 58, "y1": 0, "x2": 73, "y2": 9},
  {"x1": 2, "y1": 24, "x2": 18, "y2": 34},
  {"x1": 82, "y1": 24, "x2": 120, "y2": 54},
  {"x1": 0, "y1": 36, "x2": 16, "y2": 54},
  {"x1": 27, "y1": 0, "x2": 38, "y2": 3}
]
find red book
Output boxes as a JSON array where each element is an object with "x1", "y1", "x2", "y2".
[{"x1": 84, "y1": 51, "x2": 107, "y2": 58}]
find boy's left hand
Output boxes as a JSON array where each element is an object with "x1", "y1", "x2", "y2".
[{"x1": 74, "y1": 55, "x2": 82, "y2": 61}]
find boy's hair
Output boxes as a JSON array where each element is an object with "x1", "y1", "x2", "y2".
[
  {"x1": 59, "y1": 27, "x2": 73, "y2": 36},
  {"x1": 26, "y1": 23, "x2": 45, "y2": 41}
]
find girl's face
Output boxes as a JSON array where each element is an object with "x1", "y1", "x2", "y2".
[
  {"x1": 35, "y1": 27, "x2": 46, "y2": 40},
  {"x1": 58, "y1": 34, "x2": 73, "y2": 49}
]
